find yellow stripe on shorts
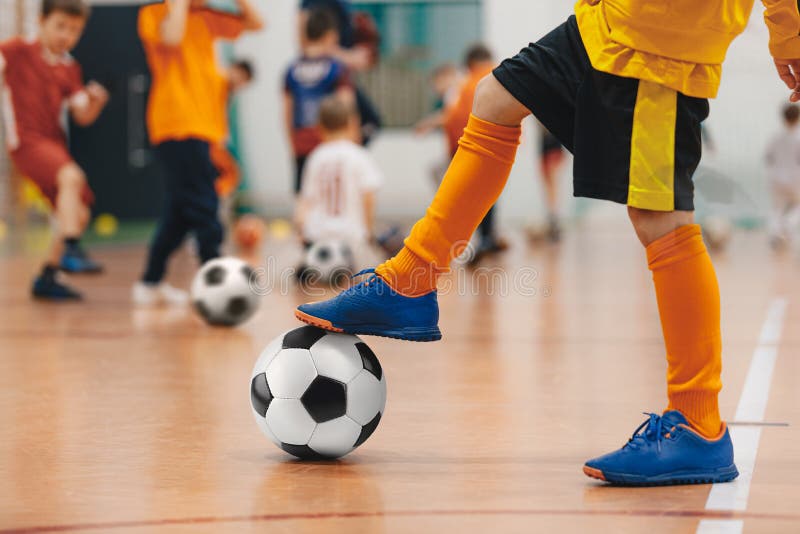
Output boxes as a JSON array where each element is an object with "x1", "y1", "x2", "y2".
[{"x1": 628, "y1": 80, "x2": 678, "y2": 212}]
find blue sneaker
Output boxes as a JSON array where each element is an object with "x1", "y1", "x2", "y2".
[
  {"x1": 583, "y1": 411, "x2": 738, "y2": 486},
  {"x1": 61, "y1": 245, "x2": 103, "y2": 274},
  {"x1": 295, "y1": 269, "x2": 442, "y2": 342},
  {"x1": 32, "y1": 273, "x2": 82, "y2": 301}
]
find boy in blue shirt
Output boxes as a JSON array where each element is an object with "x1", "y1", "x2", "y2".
[{"x1": 284, "y1": 8, "x2": 353, "y2": 194}]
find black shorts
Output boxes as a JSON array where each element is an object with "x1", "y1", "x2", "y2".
[{"x1": 493, "y1": 16, "x2": 709, "y2": 211}]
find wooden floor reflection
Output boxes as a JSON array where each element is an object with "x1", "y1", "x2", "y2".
[{"x1": 1, "y1": 221, "x2": 798, "y2": 533}]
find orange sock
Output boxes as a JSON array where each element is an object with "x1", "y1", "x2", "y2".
[
  {"x1": 647, "y1": 224, "x2": 723, "y2": 438},
  {"x1": 377, "y1": 115, "x2": 521, "y2": 295}
]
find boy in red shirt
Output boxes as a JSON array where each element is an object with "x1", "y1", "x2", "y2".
[{"x1": 1, "y1": 0, "x2": 109, "y2": 300}]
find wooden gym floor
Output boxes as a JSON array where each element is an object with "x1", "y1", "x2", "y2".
[{"x1": 0, "y1": 218, "x2": 798, "y2": 533}]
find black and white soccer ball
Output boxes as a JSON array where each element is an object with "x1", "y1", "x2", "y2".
[
  {"x1": 250, "y1": 326, "x2": 386, "y2": 459},
  {"x1": 304, "y1": 240, "x2": 354, "y2": 283},
  {"x1": 191, "y1": 257, "x2": 260, "y2": 327}
]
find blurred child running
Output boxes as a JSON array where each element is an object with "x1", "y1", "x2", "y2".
[
  {"x1": 285, "y1": 8, "x2": 353, "y2": 196},
  {"x1": 765, "y1": 103, "x2": 800, "y2": 248},
  {"x1": 295, "y1": 95, "x2": 381, "y2": 263},
  {"x1": 134, "y1": 0, "x2": 263, "y2": 305},
  {"x1": 0, "y1": 0, "x2": 109, "y2": 300}
]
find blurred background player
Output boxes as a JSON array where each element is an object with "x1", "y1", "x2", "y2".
[
  {"x1": 227, "y1": 59, "x2": 253, "y2": 93},
  {"x1": 442, "y1": 44, "x2": 506, "y2": 265},
  {"x1": 0, "y1": 0, "x2": 109, "y2": 300},
  {"x1": 213, "y1": 59, "x2": 254, "y2": 211},
  {"x1": 415, "y1": 63, "x2": 461, "y2": 137},
  {"x1": 415, "y1": 63, "x2": 461, "y2": 188},
  {"x1": 284, "y1": 8, "x2": 353, "y2": 196},
  {"x1": 537, "y1": 124, "x2": 566, "y2": 243},
  {"x1": 298, "y1": 0, "x2": 381, "y2": 145},
  {"x1": 212, "y1": 59, "x2": 266, "y2": 255},
  {"x1": 764, "y1": 103, "x2": 800, "y2": 250},
  {"x1": 134, "y1": 0, "x2": 263, "y2": 305},
  {"x1": 295, "y1": 95, "x2": 382, "y2": 271}
]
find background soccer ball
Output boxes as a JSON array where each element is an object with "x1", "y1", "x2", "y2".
[
  {"x1": 303, "y1": 240, "x2": 354, "y2": 283},
  {"x1": 191, "y1": 257, "x2": 260, "y2": 327},
  {"x1": 250, "y1": 326, "x2": 386, "y2": 459}
]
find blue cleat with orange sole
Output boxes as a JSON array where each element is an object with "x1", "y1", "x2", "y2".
[
  {"x1": 295, "y1": 269, "x2": 442, "y2": 342},
  {"x1": 583, "y1": 411, "x2": 739, "y2": 486}
]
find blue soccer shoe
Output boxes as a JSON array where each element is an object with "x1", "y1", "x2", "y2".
[
  {"x1": 295, "y1": 269, "x2": 442, "y2": 342},
  {"x1": 583, "y1": 411, "x2": 739, "y2": 486},
  {"x1": 61, "y1": 244, "x2": 104, "y2": 274}
]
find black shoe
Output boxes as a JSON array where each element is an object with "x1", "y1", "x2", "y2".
[
  {"x1": 468, "y1": 236, "x2": 509, "y2": 266},
  {"x1": 32, "y1": 273, "x2": 83, "y2": 300}
]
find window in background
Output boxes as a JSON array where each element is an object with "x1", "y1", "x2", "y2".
[{"x1": 354, "y1": 0, "x2": 482, "y2": 128}]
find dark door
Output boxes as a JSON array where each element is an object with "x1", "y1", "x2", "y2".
[{"x1": 69, "y1": 4, "x2": 165, "y2": 220}]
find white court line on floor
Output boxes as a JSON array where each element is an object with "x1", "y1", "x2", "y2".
[
  {"x1": 696, "y1": 519, "x2": 743, "y2": 534},
  {"x1": 696, "y1": 297, "x2": 788, "y2": 533}
]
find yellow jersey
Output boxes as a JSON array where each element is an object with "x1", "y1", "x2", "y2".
[{"x1": 575, "y1": 0, "x2": 800, "y2": 98}]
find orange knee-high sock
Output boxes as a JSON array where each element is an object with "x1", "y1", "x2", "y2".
[
  {"x1": 377, "y1": 115, "x2": 521, "y2": 295},
  {"x1": 647, "y1": 224, "x2": 723, "y2": 438}
]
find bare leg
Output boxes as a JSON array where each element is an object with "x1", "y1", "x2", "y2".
[
  {"x1": 628, "y1": 207, "x2": 695, "y2": 247},
  {"x1": 540, "y1": 150, "x2": 565, "y2": 241},
  {"x1": 54, "y1": 163, "x2": 87, "y2": 238},
  {"x1": 43, "y1": 163, "x2": 87, "y2": 265},
  {"x1": 472, "y1": 75, "x2": 530, "y2": 125},
  {"x1": 79, "y1": 204, "x2": 91, "y2": 232},
  {"x1": 540, "y1": 153, "x2": 562, "y2": 215},
  {"x1": 45, "y1": 233, "x2": 65, "y2": 266}
]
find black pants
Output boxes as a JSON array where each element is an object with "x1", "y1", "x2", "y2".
[
  {"x1": 142, "y1": 139, "x2": 222, "y2": 283},
  {"x1": 294, "y1": 155, "x2": 308, "y2": 195},
  {"x1": 356, "y1": 85, "x2": 381, "y2": 146}
]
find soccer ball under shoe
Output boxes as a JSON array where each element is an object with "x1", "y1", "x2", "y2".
[{"x1": 250, "y1": 326, "x2": 386, "y2": 459}]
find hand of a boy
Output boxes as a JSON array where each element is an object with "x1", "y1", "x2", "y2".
[
  {"x1": 86, "y1": 81, "x2": 110, "y2": 106},
  {"x1": 773, "y1": 58, "x2": 800, "y2": 102}
]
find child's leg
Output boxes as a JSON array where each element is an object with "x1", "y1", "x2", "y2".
[
  {"x1": 53, "y1": 163, "x2": 88, "y2": 239},
  {"x1": 142, "y1": 142, "x2": 191, "y2": 284},
  {"x1": 294, "y1": 156, "x2": 308, "y2": 196},
  {"x1": 785, "y1": 196, "x2": 800, "y2": 240},
  {"x1": 142, "y1": 200, "x2": 189, "y2": 284},
  {"x1": 477, "y1": 205, "x2": 498, "y2": 244},
  {"x1": 540, "y1": 150, "x2": 563, "y2": 216},
  {"x1": 45, "y1": 233, "x2": 66, "y2": 267},
  {"x1": 48, "y1": 162, "x2": 105, "y2": 274},
  {"x1": 768, "y1": 183, "x2": 789, "y2": 240},
  {"x1": 630, "y1": 207, "x2": 723, "y2": 438},
  {"x1": 376, "y1": 75, "x2": 527, "y2": 295},
  {"x1": 183, "y1": 140, "x2": 223, "y2": 263},
  {"x1": 30, "y1": 161, "x2": 92, "y2": 298},
  {"x1": 79, "y1": 204, "x2": 91, "y2": 232}
]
